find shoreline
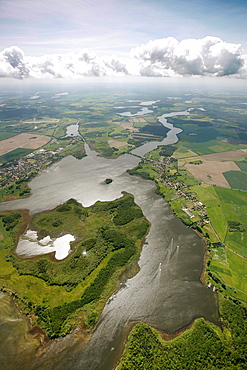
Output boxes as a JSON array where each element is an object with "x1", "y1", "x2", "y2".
[{"x1": 113, "y1": 316, "x2": 216, "y2": 369}]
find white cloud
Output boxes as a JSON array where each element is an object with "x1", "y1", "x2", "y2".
[
  {"x1": 0, "y1": 46, "x2": 30, "y2": 78},
  {"x1": 0, "y1": 37, "x2": 246, "y2": 79},
  {"x1": 131, "y1": 36, "x2": 245, "y2": 77}
]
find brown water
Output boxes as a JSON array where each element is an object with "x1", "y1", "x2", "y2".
[
  {"x1": 0, "y1": 293, "x2": 40, "y2": 370},
  {"x1": 0, "y1": 110, "x2": 218, "y2": 370}
]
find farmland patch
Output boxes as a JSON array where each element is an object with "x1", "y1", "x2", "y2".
[
  {"x1": 223, "y1": 171, "x2": 247, "y2": 191},
  {"x1": 108, "y1": 139, "x2": 128, "y2": 148},
  {"x1": 185, "y1": 160, "x2": 240, "y2": 188},
  {"x1": 202, "y1": 149, "x2": 247, "y2": 162},
  {"x1": 0, "y1": 133, "x2": 51, "y2": 156}
]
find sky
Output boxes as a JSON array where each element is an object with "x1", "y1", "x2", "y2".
[{"x1": 0, "y1": 0, "x2": 247, "y2": 79}]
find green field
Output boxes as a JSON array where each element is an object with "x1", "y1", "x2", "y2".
[
  {"x1": 173, "y1": 146, "x2": 197, "y2": 159},
  {"x1": 235, "y1": 161, "x2": 247, "y2": 171},
  {"x1": 224, "y1": 169, "x2": 247, "y2": 191},
  {"x1": 175, "y1": 140, "x2": 247, "y2": 159},
  {"x1": 182, "y1": 184, "x2": 247, "y2": 299},
  {"x1": 0, "y1": 131, "x2": 19, "y2": 141},
  {"x1": 0, "y1": 148, "x2": 33, "y2": 163},
  {"x1": 224, "y1": 170, "x2": 247, "y2": 191}
]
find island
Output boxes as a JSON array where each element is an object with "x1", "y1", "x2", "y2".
[
  {"x1": 105, "y1": 178, "x2": 113, "y2": 184},
  {"x1": 0, "y1": 193, "x2": 149, "y2": 339}
]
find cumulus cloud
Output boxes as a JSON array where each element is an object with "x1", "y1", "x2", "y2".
[
  {"x1": 0, "y1": 36, "x2": 246, "y2": 79},
  {"x1": 0, "y1": 46, "x2": 30, "y2": 78},
  {"x1": 131, "y1": 36, "x2": 246, "y2": 77},
  {"x1": 27, "y1": 50, "x2": 129, "y2": 79},
  {"x1": 0, "y1": 47, "x2": 129, "y2": 79}
]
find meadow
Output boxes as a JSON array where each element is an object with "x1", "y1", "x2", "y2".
[{"x1": 224, "y1": 169, "x2": 247, "y2": 191}]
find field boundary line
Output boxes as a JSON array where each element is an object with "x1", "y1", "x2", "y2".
[{"x1": 225, "y1": 245, "x2": 247, "y2": 259}]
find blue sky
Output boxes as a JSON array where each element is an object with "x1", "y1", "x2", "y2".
[
  {"x1": 0, "y1": 0, "x2": 247, "y2": 79},
  {"x1": 1, "y1": 0, "x2": 247, "y2": 56}
]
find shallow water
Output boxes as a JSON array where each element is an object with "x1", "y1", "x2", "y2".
[
  {"x1": 16, "y1": 232, "x2": 75, "y2": 260},
  {"x1": 0, "y1": 293, "x2": 40, "y2": 370},
  {"x1": 63, "y1": 122, "x2": 80, "y2": 137}
]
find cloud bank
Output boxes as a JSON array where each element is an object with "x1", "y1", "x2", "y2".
[{"x1": 0, "y1": 36, "x2": 246, "y2": 79}]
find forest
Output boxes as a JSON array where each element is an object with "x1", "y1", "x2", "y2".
[{"x1": 117, "y1": 296, "x2": 247, "y2": 369}]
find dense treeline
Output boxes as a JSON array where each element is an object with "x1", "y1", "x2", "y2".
[
  {"x1": 159, "y1": 145, "x2": 176, "y2": 157},
  {"x1": 220, "y1": 297, "x2": 247, "y2": 365},
  {"x1": 0, "y1": 107, "x2": 38, "y2": 120},
  {"x1": 0, "y1": 211, "x2": 23, "y2": 248},
  {"x1": 117, "y1": 296, "x2": 247, "y2": 370},
  {"x1": 0, "y1": 212, "x2": 22, "y2": 231},
  {"x1": 139, "y1": 124, "x2": 169, "y2": 137},
  {"x1": 228, "y1": 220, "x2": 247, "y2": 232}
]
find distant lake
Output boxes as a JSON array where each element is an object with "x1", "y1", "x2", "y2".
[
  {"x1": 117, "y1": 106, "x2": 153, "y2": 116},
  {"x1": 61, "y1": 121, "x2": 80, "y2": 138}
]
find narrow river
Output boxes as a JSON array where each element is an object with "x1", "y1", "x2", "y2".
[{"x1": 0, "y1": 110, "x2": 218, "y2": 370}]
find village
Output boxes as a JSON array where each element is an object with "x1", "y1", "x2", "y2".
[
  {"x1": 0, "y1": 148, "x2": 62, "y2": 188},
  {"x1": 0, "y1": 136, "x2": 82, "y2": 189},
  {"x1": 141, "y1": 151, "x2": 209, "y2": 227}
]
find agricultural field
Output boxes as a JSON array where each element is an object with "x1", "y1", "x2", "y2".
[
  {"x1": 0, "y1": 91, "x2": 170, "y2": 164},
  {"x1": 0, "y1": 133, "x2": 51, "y2": 156},
  {"x1": 192, "y1": 185, "x2": 247, "y2": 299},
  {"x1": 224, "y1": 164, "x2": 247, "y2": 191},
  {"x1": 185, "y1": 159, "x2": 240, "y2": 188},
  {"x1": 0, "y1": 131, "x2": 19, "y2": 141},
  {"x1": 0, "y1": 148, "x2": 34, "y2": 165},
  {"x1": 175, "y1": 144, "x2": 247, "y2": 187}
]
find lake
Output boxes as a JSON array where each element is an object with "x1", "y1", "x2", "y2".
[{"x1": 0, "y1": 108, "x2": 218, "y2": 370}]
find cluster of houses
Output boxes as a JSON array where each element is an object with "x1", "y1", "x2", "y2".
[
  {"x1": 0, "y1": 147, "x2": 64, "y2": 188},
  {"x1": 145, "y1": 154, "x2": 209, "y2": 224},
  {"x1": 0, "y1": 134, "x2": 83, "y2": 189}
]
